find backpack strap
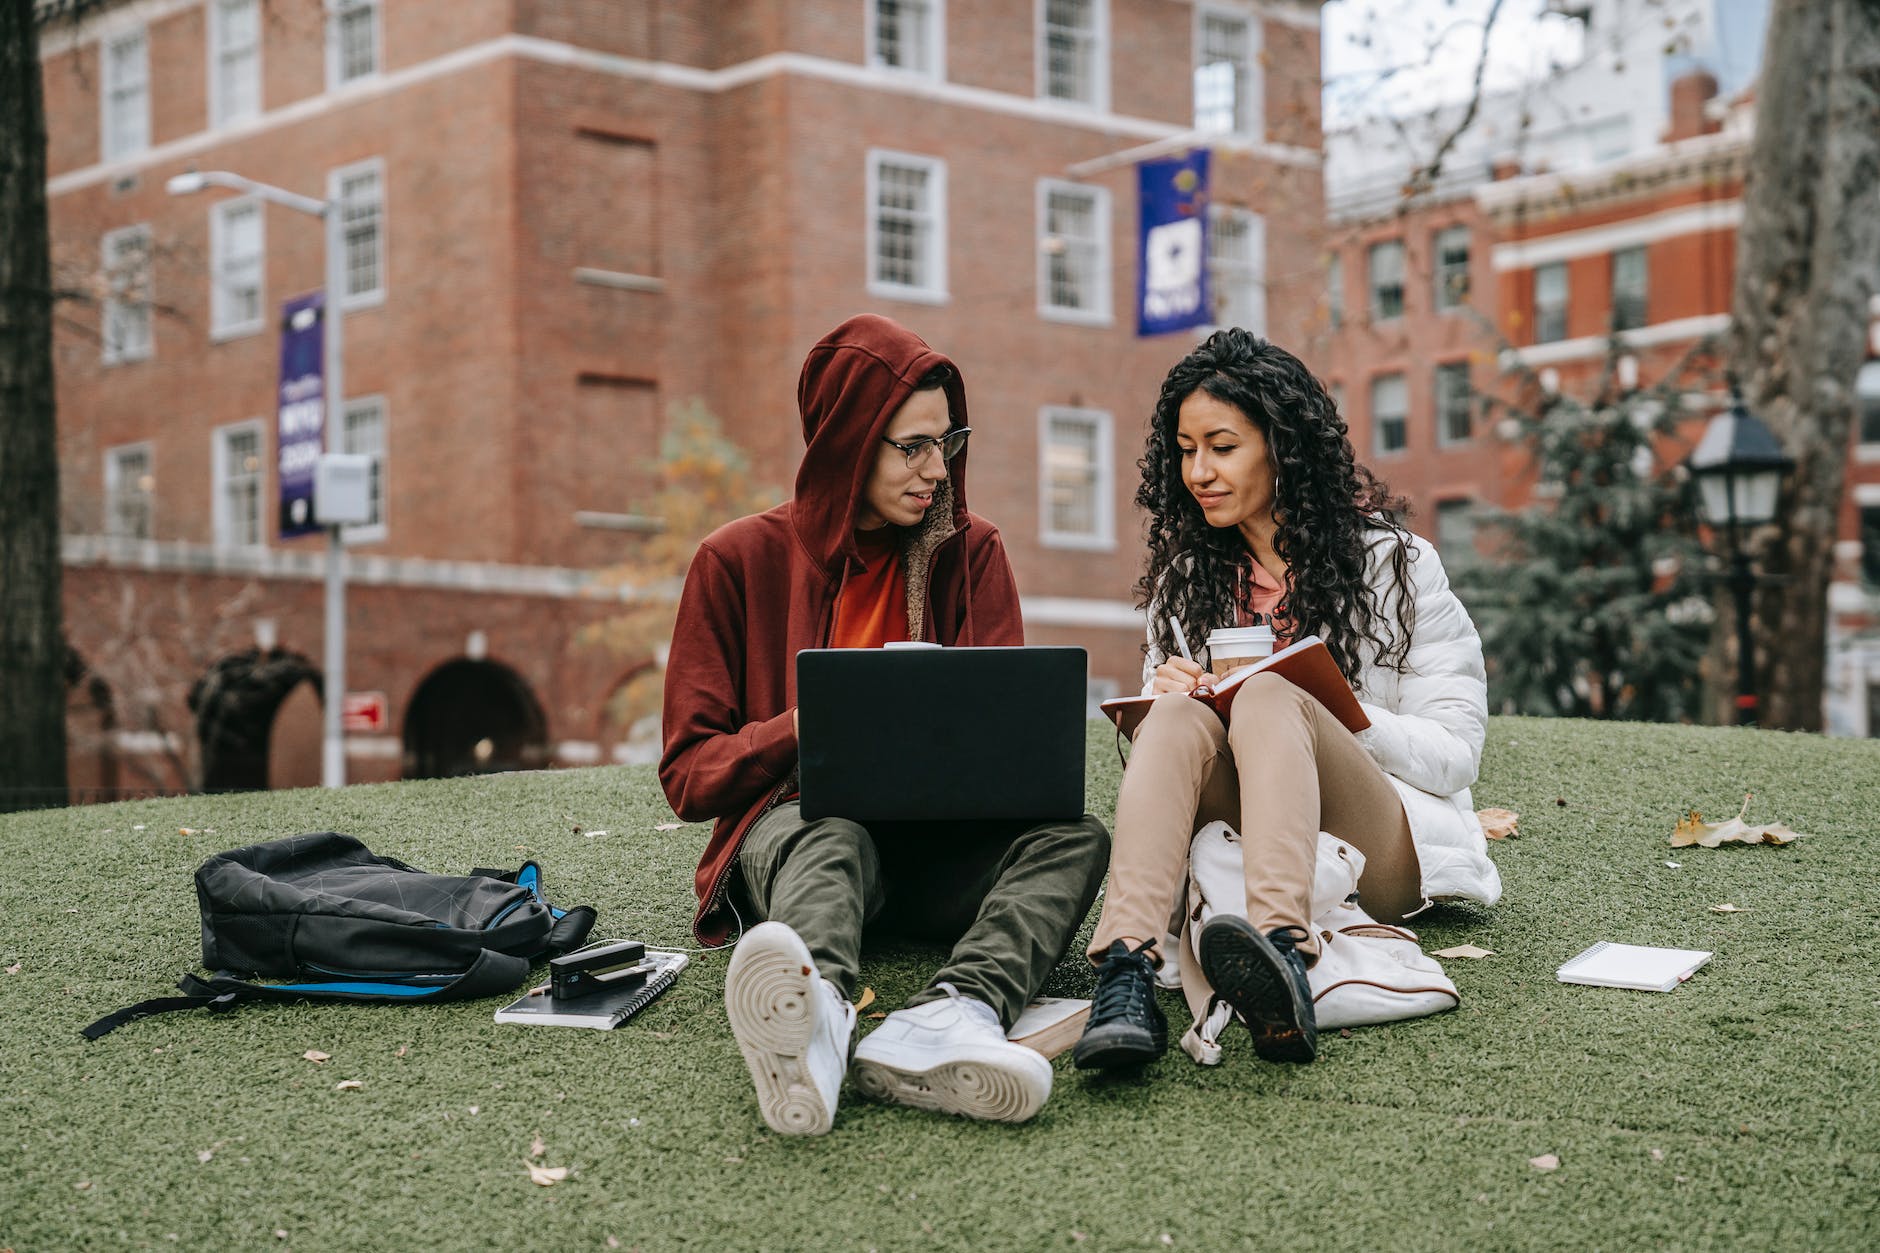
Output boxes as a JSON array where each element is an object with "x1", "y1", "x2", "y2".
[{"x1": 80, "y1": 947, "x2": 532, "y2": 1039}]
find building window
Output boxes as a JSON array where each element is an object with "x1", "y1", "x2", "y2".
[
  {"x1": 101, "y1": 225, "x2": 153, "y2": 365},
  {"x1": 1534, "y1": 262, "x2": 1569, "y2": 344},
  {"x1": 1434, "y1": 225, "x2": 1470, "y2": 311},
  {"x1": 1208, "y1": 206, "x2": 1265, "y2": 335},
  {"x1": 870, "y1": 0, "x2": 942, "y2": 78},
  {"x1": 1039, "y1": 0, "x2": 1105, "y2": 109},
  {"x1": 331, "y1": 160, "x2": 385, "y2": 305},
  {"x1": 101, "y1": 28, "x2": 149, "y2": 161},
  {"x1": 1327, "y1": 252, "x2": 1343, "y2": 329},
  {"x1": 1611, "y1": 246, "x2": 1648, "y2": 332},
  {"x1": 213, "y1": 421, "x2": 265, "y2": 549},
  {"x1": 1435, "y1": 498, "x2": 1478, "y2": 562},
  {"x1": 1858, "y1": 361, "x2": 1880, "y2": 446},
  {"x1": 1368, "y1": 241, "x2": 1405, "y2": 321},
  {"x1": 1371, "y1": 373, "x2": 1407, "y2": 455},
  {"x1": 1038, "y1": 180, "x2": 1110, "y2": 324},
  {"x1": 105, "y1": 443, "x2": 154, "y2": 539},
  {"x1": 328, "y1": 0, "x2": 380, "y2": 87},
  {"x1": 1863, "y1": 505, "x2": 1880, "y2": 588},
  {"x1": 341, "y1": 396, "x2": 388, "y2": 542},
  {"x1": 211, "y1": 198, "x2": 265, "y2": 338},
  {"x1": 210, "y1": 0, "x2": 262, "y2": 127},
  {"x1": 867, "y1": 150, "x2": 946, "y2": 302},
  {"x1": 1194, "y1": 6, "x2": 1258, "y2": 136},
  {"x1": 1040, "y1": 406, "x2": 1114, "y2": 549},
  {"x1": 1435, "y1": 361, "x2": 1472, "y2": 445}
]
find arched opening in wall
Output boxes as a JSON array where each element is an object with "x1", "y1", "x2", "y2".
[
  {"x1": 64, "y1": 643, "x2": 119, "y2": 803},
  {"x1": 190, "y1": 649, "x2": 322, "y2": 793},
  {"x1": 402, "y1": 659, "x2": 550, "y2": 779},
  {"x1": 596, "y1": 663, "x2": 662, "y2": 766}
]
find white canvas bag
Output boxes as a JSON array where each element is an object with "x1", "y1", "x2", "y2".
[{"x1": 1179, "y1": 821, "x2": 1460, "y2": 1065}]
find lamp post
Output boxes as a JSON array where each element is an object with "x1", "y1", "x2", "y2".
[
  {"x1": 167, "y1": 169, "x2": 356, "y2": 786},
  {"x1": 1686, "y1": 393, "x2": 1794, "y2": 726}
]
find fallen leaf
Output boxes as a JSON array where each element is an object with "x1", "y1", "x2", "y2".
[
  {"x1": 274, "y1": 1229, "x2": 288, "y2": 1239},
  {"x1": 529, "y1": 1134, "x2": 546, "y2": 1159},
  {"x1": 302, "y1": 1049, "x2": 330, "y2": 1063},
  {"x1": 854, "y1": 987, "x2": 876, "y2": 1013},
  {"x1": 179, "y1": 828, "x2": 199, "y2": 835},
  {"x1": 468, "y1": 1105, "x2": 480, "y2": 1115},
  {"x1": 1071, "y1": 1233, "x2": 1087, "y2": 1244},
  {"x1": 132, "y1": 825, "x2": 146, "y2": 831},
  {"x1": 1554, "y1": 798, "x2": 1566, "y2": 808},
  {"x1": 1529, "y1": 1153, "x2": 1560, "y2": 1171},
  {"x1": 584, "y1": 830, "x2": 609, "y2": 838},
  {"x1": 196, "y1": 1149, "x2": 213, "y2": 1164},
  {"x1": 525, "y1": 1161, "x2": 569, "y2": 1186},
  {"x1": 1433, "y1": 944, "x2": 1495, "y2": 960},
  {"x1": 1671, "y1": 794, "x2": 1808, "y2": 848},
  {"x1": 607, "y1": 1238, "x2": 621, "y2": 1250},
  {"x1": 1160, "y1": 1236, "x2": 1174, "y2": 1247},
  {"x1": 654, "y1": 822, "x2": 683, "y2": 831},
  {"x1": 1649, "y1": 1148, "x2": 1664, "y2": 1162},
  {"x1": 334, "y1": 1080, "x2": 362, "y2": 1091},
  {"x1": 75, "y1": 1180, "x2": 92, "y2": 1191},
  {"x1": 1709, "y1": 903, "x2": 1750, "y2": 914},
  {"x1": 1477, "y1": 807, "x2": 1519, "y2": 840},
  {"x1": 3, "y1": 963, "x2": 20, "y2": 976},
  {"x1": 395, "y1": 1046, "x2": 408, "y2": 1058},
  {"x1": 1665, "y1": 861, "x2": 1682, "y2": 869},
  {"x1": 867, "y1": 1011, "x2": 886, "y2": 1020}
]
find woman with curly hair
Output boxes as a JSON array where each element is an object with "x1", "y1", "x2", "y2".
[{"x1": 1072, "y1": 329, "x2": 1501, "y2": 1071}]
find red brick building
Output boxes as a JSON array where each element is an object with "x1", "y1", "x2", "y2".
[
  {"x1": 42, "y1": 0, "x2": 1329, "y2": 796},
  {"x1": 1314, "y1": 71, "x2": 1880, "y2": 735}
]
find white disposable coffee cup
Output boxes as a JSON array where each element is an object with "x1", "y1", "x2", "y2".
[{"x1": 1206, "y1": 624, "x2": 1275, "y2": 673}]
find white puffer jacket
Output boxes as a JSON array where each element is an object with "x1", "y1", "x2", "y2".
[{"x1": 1139, "y1": 528, "x2": 1501, "y2": 912}]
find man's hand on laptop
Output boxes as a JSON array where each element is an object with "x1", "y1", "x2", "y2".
[{"x1": 1152, "y1": 657, "x2": 1217, "y2": 695}]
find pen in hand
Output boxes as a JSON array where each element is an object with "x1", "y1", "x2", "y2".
[{"x1": 1169, "y1": 617, "x2": 1194, "y2": 663}]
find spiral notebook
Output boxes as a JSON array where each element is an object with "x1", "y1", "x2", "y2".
[
  {"x1": 494, "y1": 950, "x2": 689, "y2": 1029},
  {"x1": 1556, "y1": 942, "x2": 1711, "y2": 992}
]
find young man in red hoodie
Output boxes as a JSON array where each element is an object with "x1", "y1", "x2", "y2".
[{"x1": 660, "y1": 314, "x2": 1110, "y2": 1135}]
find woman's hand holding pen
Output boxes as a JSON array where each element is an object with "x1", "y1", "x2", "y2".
[{"x1": 1151, "y1": 656, "x2": 1219, "y2": 695}]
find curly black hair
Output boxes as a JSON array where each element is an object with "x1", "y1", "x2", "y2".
[{"x1": 1136, "y1": 328, "x2": 1416, "y2": 681}]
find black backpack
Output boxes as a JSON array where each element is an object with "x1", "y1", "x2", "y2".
[{"x1": 83, "y1": 832, "x2": 595, "y2": 1039}]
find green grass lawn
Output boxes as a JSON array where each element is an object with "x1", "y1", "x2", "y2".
[{"x1": 4, "y1": 716, "x2": 1878, "y2": 1251}]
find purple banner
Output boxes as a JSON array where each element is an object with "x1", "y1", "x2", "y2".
[
  {"x1": 277, "y1": 291, "x2": 325, "y2": 538},
  {"x1": 1136, "y1": 150, "x2": 1211, "y2": 336}
]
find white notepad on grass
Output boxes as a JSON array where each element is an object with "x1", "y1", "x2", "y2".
[{"x1": 1556, "y1": 941, "x2": 1712, "y2": 992}]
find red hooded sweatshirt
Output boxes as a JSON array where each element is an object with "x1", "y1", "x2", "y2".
[{"x1": 659, "y1": 315, "x2": 1025, "y2": 943}]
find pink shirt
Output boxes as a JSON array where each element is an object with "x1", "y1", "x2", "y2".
[{"x1": 1240, "y1": 560, "x2": 1292, "y2": 646}]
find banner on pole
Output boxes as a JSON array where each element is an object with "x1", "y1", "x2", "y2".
[
  {"x1": 1136, "y1": 150, "x2": 1211, "y2": 337},
  {"x1": 277, "y1": 292, "x2": 326, "y2": 539}
]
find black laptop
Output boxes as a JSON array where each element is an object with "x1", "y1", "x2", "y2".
[{"x1": 795, "y1": 646, "x2": 1088, "y2": 823}]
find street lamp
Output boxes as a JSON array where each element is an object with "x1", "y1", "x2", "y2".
[
  {"x1": 167, "y1": 169, "x2": 362, "y2": 787},
  {"x1": 1686, "y1": 392, "x2": 1794, "y2": 725}
]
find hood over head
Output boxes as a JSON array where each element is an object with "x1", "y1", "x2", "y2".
[{"x1": 793, "y1": 314, "x2": 971, "y2": 572}]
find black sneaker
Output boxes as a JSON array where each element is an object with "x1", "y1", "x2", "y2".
[
  {"x1": 1198, "y1": 918, "x2": 1318, "y2": 1063},
  {"x1": 1073, "y1": 939, "x2": 1168, "y2": 1070}
]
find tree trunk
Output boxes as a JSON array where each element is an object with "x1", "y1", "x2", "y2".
[
  {"x1": 0, "y1": 0, "x2": 69, "y2": 810},
  {"x1": 1728, "y1": 0, "x2": 1880, "y2": 731}
]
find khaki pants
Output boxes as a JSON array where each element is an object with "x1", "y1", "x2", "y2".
[{"x1": 1088, "y1": 672, "x2": 1420, "y2": 964}]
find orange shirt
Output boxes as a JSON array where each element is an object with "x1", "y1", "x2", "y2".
[
  {"x1": 1241, "y1": 559, "x2": 1292, "y2": 646},
  {"x1": 830, "y1": 527, "x2": 909, "y2": 648}
]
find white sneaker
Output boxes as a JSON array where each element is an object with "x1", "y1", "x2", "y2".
[
  {"x1": 851, "y1": 985, "x2": 1053, "y2": 1123},
  {"x1": 724, "y1": 921, "x2": 855, "y2": 1136}
]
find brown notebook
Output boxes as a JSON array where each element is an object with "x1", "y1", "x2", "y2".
[{"x1": 1099, "y1": 634, "x2": 1371, "y2": 740}]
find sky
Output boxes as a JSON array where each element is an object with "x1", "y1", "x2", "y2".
[{"x1": 1320, "y1": 0, "x2": 1593, "y2": 129}]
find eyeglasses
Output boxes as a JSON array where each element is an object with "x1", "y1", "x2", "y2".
[{"x1": 881, "y1": 426, "x2": 972, "y2": 467}]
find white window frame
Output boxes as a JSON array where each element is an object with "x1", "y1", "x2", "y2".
[
  {"x1": 208, "y1": 0, "x2": 263, "y2": 129},
  {"x1": 210, "y1": 196, "x2": 266, "y2": 339},
  {"x1": 1036, "y1": 0, "x2": 1108, "y2": 112},
  {"x1": 866, "y1": 149, "x2": 948, "y2": 304},
  {"x1": 101, "y1": 224, "x2": 153, "y2": 365},
  {"x1": 1434, "y1": 225, "x2": 1470, "y2": 312},
  {"x1": 865, "y1": 0, "x2": 945, "y2": 80},
  {"x1": 104, "y1": 441, "x2": 155, "y2": 539},
  {"x1": 1435, "y1": 360, "x2": 1472, "y2": 447},
  {"x1": 326, "y1": 0, "x2": 382, "y2": 90},
  {"x1": 1039, "y1": 406, "x2": 1115, "y2": 551},
  {"x1": 1534, "y1": 261, "x2": 1569, "y2": 344},
  {"x1": 1371, "y1": 373, "x2": 1408, "y2": 457},
  {"x1": 1434, "y1": 497, "x2": 1478, "y2": 562},
  {"x1": 212, "y1": 419, "x2": 267, "y2": 549},
  {"x1": 1036, "y1": 179, "x2": 1111, "y2": 326},
  {"x1": 100, "y1": 27, "x2": 149, "y2": 162},
  {"x1": 1611, "y1": 246, "x2": 1649, "y2": 332},
  {"x1": 1368, "y1": 240, "x2": 1405, "y2": 322},
  {"x1": 1856, "y1": 361, "x2": 1880, "y2": 454},
  {"x1": 1207, "y1": 205, "x2": 1266, "y2": 335},
  {"x1": 1193, "y1": 3, "x2": 1262, "y2": 138},
  {"x1": 329, "y1": 157, "x2": 386, "y2": 309},
  {"x1": 339, "y1": 394, "x2": 388, "y2": 544}
]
